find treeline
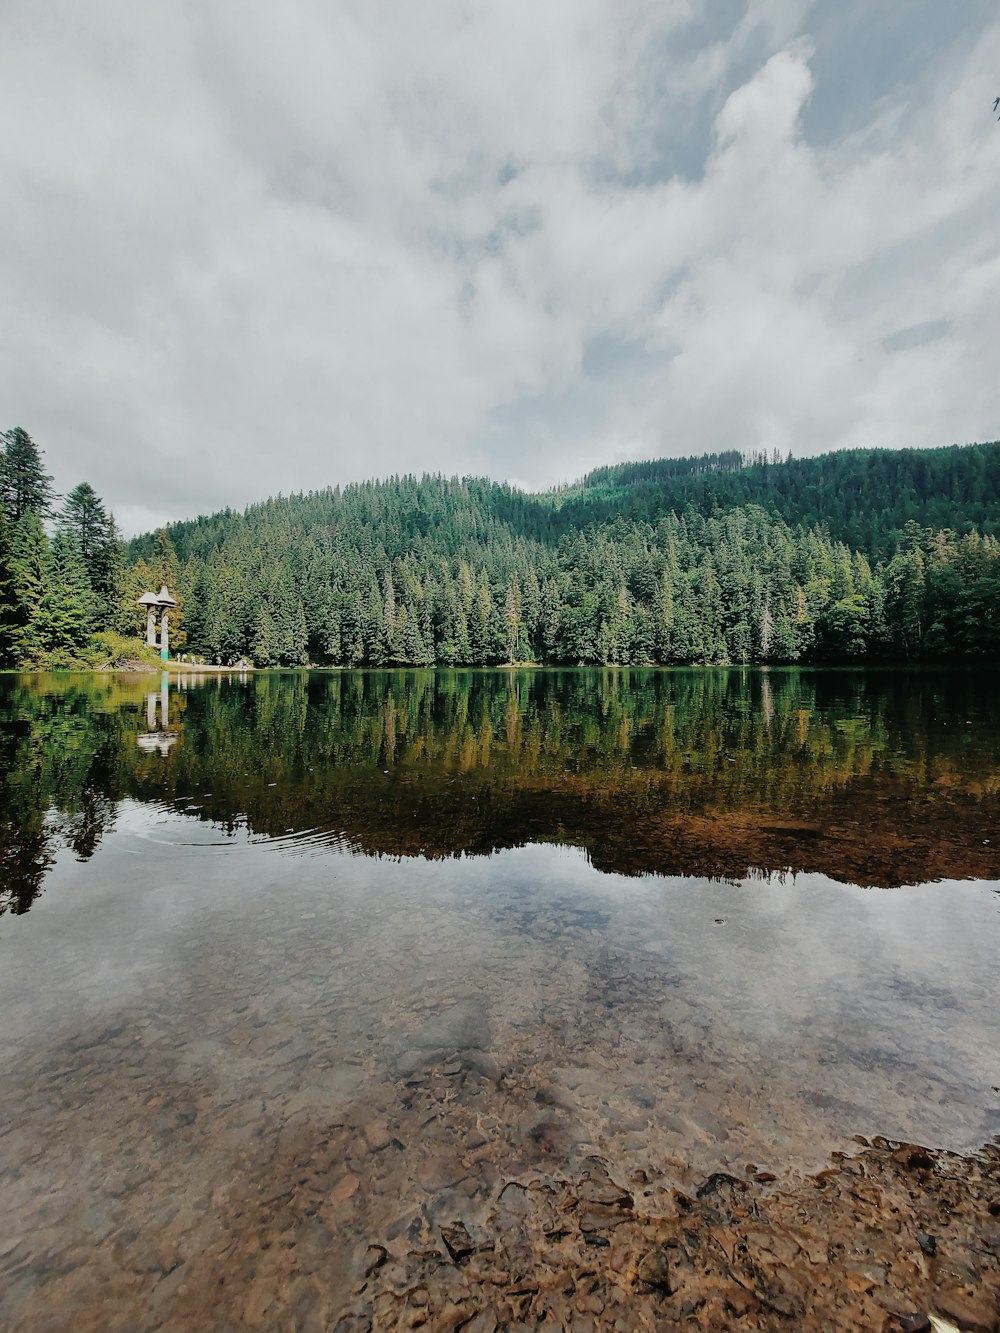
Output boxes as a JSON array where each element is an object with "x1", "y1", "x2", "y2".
[
  {"x1": 3, "y1": 428, "x2": 1000, "y2": 669},
  {"x1": 135, "y1": 471, "x2": 1000, "y2": 668}
]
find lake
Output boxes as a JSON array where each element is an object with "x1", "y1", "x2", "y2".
[{"x1": 1, "y1": 667, "x2": 998, "y2": 1330}]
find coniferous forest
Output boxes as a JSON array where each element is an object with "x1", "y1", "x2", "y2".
[{"x1": 2, "y1": 426, "x2": 999, "y2": 670}]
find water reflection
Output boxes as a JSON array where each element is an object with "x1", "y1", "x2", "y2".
[
  {"x1": 1, "y1": 670, "x2": 998, "y2": 1329},
  {"x1": 2, "y1": 666, "x2": 999, "y2": 915},
  {"x1": 136, "y1": 672, "x2": 177, "y2": 755}
]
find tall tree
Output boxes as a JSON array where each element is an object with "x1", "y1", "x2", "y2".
[
  {"x1": 35, "y1": 532, "x2": 93, "y2": 661},
  {"x1": 60, "y1": 482, "x2": 121, "y2": 628},
  {"x1": 61, "y1": 483, "x2": 107, "y2": 569},
  {"x1": 7, "y1": 513, "x2": 51, "y2": 663},
  {"x1": 0, "y1": 509, "x2": 16, "y2": 666},
  {"x1": 1, "y1": 428, "x2": 54, "y2": 522}
]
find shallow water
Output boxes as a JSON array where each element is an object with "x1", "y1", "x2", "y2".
[{"x1": 1, "y1": 667, "x2": 998, "y2": 1329}]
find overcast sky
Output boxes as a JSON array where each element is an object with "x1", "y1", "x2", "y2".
[{"x1": 2, "y1": 1, "x2": 999, "y2": 534}]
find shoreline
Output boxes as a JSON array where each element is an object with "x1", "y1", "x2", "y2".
[
  {"x1": 16, "y1": 658, "x2": 1000, "y2": 678},
  {"x1": 338, "y1": 1134, "x2": 999, "y2": 1331}
]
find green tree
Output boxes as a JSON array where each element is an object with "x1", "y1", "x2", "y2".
[
  {"x1": 34, "y1": 532, "x2": 93, "y2": 663},
  {"x1": 61, "y1": 482, "x2": 121, "y2": 627},
  {"x1": 8, "y1": 513, "x2": 49, "y2": 661},
  {"x1": 0, "y1": 509, "x2": 17, "y2": 666},
  {"x1": 817, "y1": 595, "x2": 869, "y2": 659},
  {"x1": 1, "y1": 428, "x2": 54, "y2": 523}
]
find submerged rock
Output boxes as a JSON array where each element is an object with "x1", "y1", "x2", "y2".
[
  {"x1": 336, "y1": 1137, "x2": 1000, "y2": 1331},
  {"x1": 384, "y1": 997, "x2": 492, "y2": 1079},
  {"x1": 635, "y1": 1246, "x2": 672, "y2": 1292},
  {"x1": 440, "y1": 1221, "x2": 476, "y2": 1263},
  {"x1": 416, "y1": 1154, "x2": 468, "y2": 1193}
]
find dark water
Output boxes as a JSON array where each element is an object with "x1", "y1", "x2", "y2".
[{"x1": 1, "y1": 668, "x2": 998, "y2": 1330}]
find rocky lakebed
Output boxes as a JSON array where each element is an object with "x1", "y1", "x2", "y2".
[{"x1": 2, "y1": 984, "x2": 998, "y2": 1332}]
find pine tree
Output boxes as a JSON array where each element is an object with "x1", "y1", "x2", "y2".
[
  {"x1": 289, "y1": 598, "x2": 309, "y2": 665},
  {"x1": 119, "y1": 556, "x2": 156, "y2": 639},
  {"x1": 8, "y1": 513, "x2": 52, "y2": 663},
  {"x1": 503, "y1": 580, "x2": 522, "y2": 664},
  {"x1": 61, "y1": 482, "x2": 120, "y2": 627},
  {"x1": 35, "y1": 532, "x2": 93, "y2": 662},
  {"x1": 252, "y1": 601, "x2": 279, "y2": 667},
  {"x1": 0, "y1": 509, "x2": 17, "y2": 666},
  {"x1": 61, "y1": 483, "x2": 107, "y2": 573},
  {"x1": 1, "y1": 428, "x2": 55, "y2": 522},
  {"x1": 97, "y1": 516, "x2": 126, "y2": 632},
  {"x1": 653, "y1": 571, "x2": 674, "y2": 661}
]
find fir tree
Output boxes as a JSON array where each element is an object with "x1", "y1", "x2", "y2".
[
  {"x1": 0, "y1": 509, "x2": 17, "y2": 666},
  {"x1": 61, "y1": 482, "x2": 121, "y2": 627},
  {"x1": 35, "y1": 532, "x2": 93, "y2": 662},
  {"x1": 1, "y1": 428, "x2": 54, "y2": 522},
  {"x1": 8, "y1": 513, "x2": 52, "y2": 664}
]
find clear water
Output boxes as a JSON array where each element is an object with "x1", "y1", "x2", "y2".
[{"x1": 1, "y1": 668, "x2": 997, "y2": 1329}]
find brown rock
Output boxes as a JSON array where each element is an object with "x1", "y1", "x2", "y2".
[
  {"x1": 635, "y1": 1246, "x2": 672, "y2": 1293},
  {"x1": 462, "y1": 1310, "x2": 499, "y2": 1333},
  {"x1": 429, "y1": 1302, "x2": 476, "y2": 1331},
  {"x1": 440, "y1": 1221, "x2": 476, "y2": 1263},
  {"x1": 576, "y1": 1163, "x2": 633, "y2": 1210},
  {"x1": 127, "y1": 1242, "x2": 182, "y2": 1275},
  {"x1": 363, "y1": 1117, "x2": 392, "y2": 1153},
  {"x1": 330, "y1": 1172, "x2": 360, "y2": 1206}
]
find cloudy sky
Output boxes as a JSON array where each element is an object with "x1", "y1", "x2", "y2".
[{"x1": 2, "y1": 1, "x2": 999, "y2": 533}]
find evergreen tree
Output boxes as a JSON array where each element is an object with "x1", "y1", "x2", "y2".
[
  {"x1": 61, "y1": 483, "x2": 107, "y2": 573},
  {"x1": 8, "y1": 513, "x2": 52, "y2": 663},
  {"x1": 35, "y1": 532, "x2": 93, "y2": 662},
  {"x1": 61, "y1": 482, "x2": 121, "y2": 627},
  {"x1": 1, "y1": 428, "x2": 54, "y2": 522},
  {"x1": 0, "y1": 509, "x2": 16, "y2": 667}
]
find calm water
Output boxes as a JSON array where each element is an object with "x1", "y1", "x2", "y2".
[{"x1": 1, "y1": 668, "x2": 998, "y2": 1330}]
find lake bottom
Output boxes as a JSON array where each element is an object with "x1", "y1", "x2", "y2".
[{"x1": 1, "y1": 813, "x2": 998, "y2": 1330}]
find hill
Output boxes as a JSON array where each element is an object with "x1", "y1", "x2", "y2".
[
  {"x1": 122, "y1": 442, "x2": 1000, "y2": 668},
  {"x1": 556, "y1": 442, "x2": 1000, "y2": 557}
]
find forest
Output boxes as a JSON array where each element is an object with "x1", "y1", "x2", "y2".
[{"x1": 1, "y1": 426, "x2": 999, "y2": 669}]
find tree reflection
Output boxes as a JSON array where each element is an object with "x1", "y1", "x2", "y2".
[{"x1": 2, "y1": 666, "x2": 998, "y2": 914}]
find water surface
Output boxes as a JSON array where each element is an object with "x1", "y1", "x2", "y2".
[{"x1": 1, "y1": 668, "x2": 998, "y2": 1329}]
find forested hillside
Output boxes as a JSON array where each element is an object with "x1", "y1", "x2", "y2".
[
  {"x1": 560, "y1": 444, "x2": 1000, "y2": 558},
  {"x1": 2, "y1": 428, "x2": 999, "y2": 670},
  {"x1": 126, "y1": 442, "x2": 1000, "y2": 668}
]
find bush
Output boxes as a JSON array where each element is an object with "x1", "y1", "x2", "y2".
[{"x1": 88, "y1": 631, "x2": 159, "y2": 668}]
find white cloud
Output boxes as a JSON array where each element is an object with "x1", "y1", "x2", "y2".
[{"x1": 0, "y1": 0, "x2": 998, "y2": 531}]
